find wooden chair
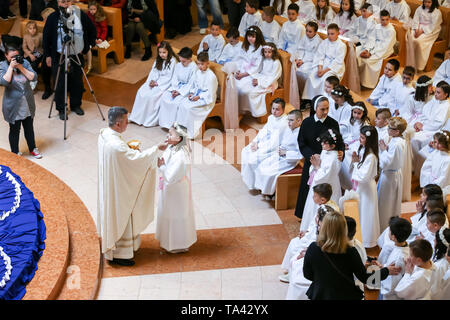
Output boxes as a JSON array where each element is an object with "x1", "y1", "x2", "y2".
[
  {"x1": 202, "y1": 61, "x2": 227, "y2": 134},
  {"x1": 343, "y1": 199, "x2": 363, "y2": 243}
]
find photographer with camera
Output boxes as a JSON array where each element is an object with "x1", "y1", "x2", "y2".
[
  {"x1": 0, "y1": 45, "x2": 43, "y2": 159},
  {"x1": 43, "y1": 0, "x2": 96, "y2": 120}
]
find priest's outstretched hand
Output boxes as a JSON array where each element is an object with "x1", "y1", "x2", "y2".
[{"x1": 158, "y1": 142, "x2": 169, "y2": 151}]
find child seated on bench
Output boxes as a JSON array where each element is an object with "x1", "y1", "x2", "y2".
[
  {"x1": 349, "y1": 3, "x2": 376, "y2": 46},
  {"x1": 315, "y1": 0, "x2": 336, "y2": 31},
  {"x1": 197, "y1": 20, "x2": 225, "y2": 62},
  {"x1": 277, "y1": 3, "x2": 305, "y2": 55},
  {"x1": 239, "y1": 0, "x2": 263, "y2": 37},
  {"x1": 332, "y1": 0, "x2": 357, "y2": 36},
  {"x1": 385, "y1": 0, "x2": 411, "y2": 24},
  {"x1": 297, "y1": 0, "x2": 316, "y2": 25},
  {"x1": 420, "y1": 130, "x2": 450, "y2": 189},
  {"x1": 260, "y1": 6, "x2": 281, "y2": 44},
  {"x1": 367, "y1": 58, "x2": 401, "y2": 106},
  {"x1": 386, "y1": 66, "x2": 415, "y2": 117},
  {"x1": 216, "y1": 27, "x2": 242, "y2": 65},
  {"x1": 433, "y1": 49, "x2": 450, "y2": 86}
]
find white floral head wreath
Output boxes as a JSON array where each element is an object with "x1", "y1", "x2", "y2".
[
  {"x1": 247, "y1": 26, "x2": 258, "y2": 33},
  {"x1": 314, "y1": 95, "x2": 327, "y2": 111},
  {"x1": 415, "y1": 78, "x2": 433, "y2": 87},
  {"x1": 328, "y1": 129, "x2": 337, "y2": 141},
  {"x1": 262, "y1": 45, "x2": 273, "y2": 50},
  {"x1": 173, "y1": 122, "x2": 188, "y2": 138},
  {"x1": 331, "y1": 89, "x2": 344, "y2": 96},
  {"x1": 319, "y1": 204, "x2": 328, "y2": 213},
  {"x1": 439, "y1": 228, "x2": 449, "y2": 248}
]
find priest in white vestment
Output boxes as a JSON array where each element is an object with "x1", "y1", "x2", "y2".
[{"x1": 97, "y1": 107, "x2": 167, "y2": 266}]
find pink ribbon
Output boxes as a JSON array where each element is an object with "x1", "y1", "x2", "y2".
[
  {"x1": 159, "y1": 176, "x2": 164, "y2": 190},
  {"x1": 351, "y1": 179, "x2": 358, "y2": 191},
  {"x1": 308, "y1": 169, "x2": 317, "y2": 186}
]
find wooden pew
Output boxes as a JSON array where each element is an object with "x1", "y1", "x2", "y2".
[
  {"x1": 380, "y1": 21, "x2": 406, "y2": 76},
  {"x1": 0, "y1": 18, "x2": 16, "y2": 35},
  {"x1": 344, "y1": 199, "x2": 363, "y2": 243}
]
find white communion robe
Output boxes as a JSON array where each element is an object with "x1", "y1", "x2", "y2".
[
  {"x1": 411, "y1": 6, "x2": 442, "y2": 71},
  {"x1": 379, "y1": 245, "x2": 409, "y2": 300},
  {"x1": 277, "y1": 19, "x2": 305, "y2": 55},
  {"x1": 332, "y1": 11, "x2": 357, "y2": 35},
  {"x1": 270, "y1": 0, "x2": 289, "y2": 17},
  {"x1": 158, "y1": 61, "x2": 198, "y2": 129},
  {"x1": 385, "y1": 0, "x2": 411, "y2": 24},
  {"x1": 236, "y1": 58, "x2": 282, "y2": 117},
  {"x1": 302, "y1": 38, "x2": 347, "y2": 99},
  {"x1": 129, "y1": 57, "x2": 177, "y2": 127},
  {"x1": 300, "y1": 150, "x2": 342, "y2": 232},
  {"x1": 315, "y1": 7, "x2": 336, "y2": 31},
  {"x1": 420, "y1": 149, "x2": 450, "y2": 188},
  {"x1": 394, "y1": 265, "x2": 436, "y2": 300},
  {"x1": 348, "y1": 15, "x2": 377, "y2": 46},
  {"x1": 254, "y1": 126, "x2": 303, "y2": 195},
  {"x1": 216, "y1": 41, "x2": 242, "y2": 65},
  {"x1": 376, "y1": 125, "x2": 391, "y2": 146},
  {"x1": 238, "y1": 12, "x2": 263, "y2": 37},
  {"x1": 328, "y1": 102, "x2": 353, "y2": 134},
  {"x1": 387, "y1": 82, "x2": 415, "y2": 117},
  {"x1": 356, "y1": 23, "x2": 396, "y2": 89},
  {"x1": 155, "y1": 144, "x2": 197, "y2": 252},
  {"x1": 351, "y1": 150, "x2": 380, "y2": 248},
  {"x1": 261, "y1": 20, "x2": 281, "y2": 44},
  {"x1": 176, "y1": 68, "x2": 218, "y2": 139},
  {"x1": 241, "y1": 114, "x2": 288, "y2": 190},
  {"x1": 403, "y1": 95, "x2": 432, "y2": 126},
  {"x1": 97, "y1": 127, "x2": 161, "y2": 260},
  {"x1": 433, "y1": 59, "x2": 450, "y2": 86},
  {"x1": 430, "y1": 258, "x2": 450, "y2": 300},
  {"x1": 369, "y1": 0, "x2": 389, "y2": 13},
  {"x1": 197, "y1": 34, "x2": 226, "y2": 62},
  {"x1": 368, "y1": 73, "x2": 402, "y2": 107},
  {"x1": 296, "y1": 0, "x2": 316, "y2": 25},
  {"x1": 235, "y1": 43, "x2": 264, "y2": 76},
  {"x1": 293, "y1": 34, "x2": 323, "y2": 94},
  {"x1": 377, "y1": 137, "x2": 406, "y2": 232}
]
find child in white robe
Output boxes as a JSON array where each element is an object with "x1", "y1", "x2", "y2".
[
  {"x1": 404, "y1": 75, "x2": 434, "y2": 127},
  {"x1": 376, "y1": 217, "x2": 411, "y2": 300},
  {"x1": 277, "y1": 3, "x2": 305, "y2": 54},
  {"x1": 175, "y1": 52, "x2": 218, "y2": 139},
  {"x1": 420, "y1": 130, "x2": 450, "y2": 188},
  {"x1": 270, "y1": 0, "x2": 289, "y2": 17},
  {"x1": 129, "y1": 41, "x2": 177, "y2": 127},
  {"x1": 302, "y1": 23, "x2": 347, "y2": 100},
  {"x1": 238, "y1": 0, "x2": 263, "y2": 37},
  {"x1": 377, "y1": 117, "x2": 407, "y2": 231},
  {"x1": 328, "y1": 84, "x2": 354, "y2": 133},
  {"x1": 386, "y1": 66, "x2": 416, "y2": 117},
  {"x1": 349, "y1": 3, "x2": 377, "y2": 46},
  {"x1": 367, "y1": 58, "x2": 401, "y2": 107},
  {"x1": 296, "y1": 0, "x2": 316, "y2": 25},
  {"x1": 216, "y1": 27, "x2": 242, "y2": 65},
  {"x1": 385, "y1": 0, "x2": 411, "y2": 24},
  {"x1": 368, "y1": 0, "x2": 389, "y2": 14},
  {"x1": 332, "y1": 0, "x2": 357, "y2": 36},
  {"x1": 433, "y1": 50, "x2": 450, "y2": 86},
  {"x1": 356, "y1": 10, "x2": 397, "y2": 89},
  {"x1": 156, "y1": 124, "x2": 197, "y2": 253},
  {"x1": 315, "y1": 0, "x2": 336, "y2": 31},
  {"x1": 423, "y1": 209, "x2": 448, "y2": 250},
  {"x1": 241, "y1": 98, "x2": 288, "y2": 190},
  {"x1": 410, "y1": 0, "x2": 442, "y2": 71},
  {"x1": 394, "y1": 239, "x2": 436, "y2": 299},
  {"x1": 350, "y1": 125, "x2": 380, "y2": 248},
  {"x1": 197, "y1": 21, "x2": 225, "y2": 62},
  {"x1": 375, "y1": 108, "x2": 392, "y2": 145},
  {"x1": 322, "y1": 75, "x2": 340, "y2": 104},
  {"x1": 260, "y1": 6, "x2": 281, "y2": 44},
  {"x1": 254, "y1": 109, "x2": 303, "y2": 197},
  {"x1": 430, "y1": 228, "x2": 450, "y2": 299},
  {"x1": 300, "y1": 128, "x2": 343, "y2": 231},
  {"x1": 158, "y1": 47, "x2": 197, "y2": 129},
  {"x1": 236, "y1": 42, "x2": 282, "y2": 117}
]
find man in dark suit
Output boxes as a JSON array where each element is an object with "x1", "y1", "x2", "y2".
[
  {"x1": 43, "y1": 0, "x2": 96, "y2": 120},
  {"x1": 294, "y1": 95, "x2": 344, "y2": 219},
  {"x1": 29, "y1": 0, "x2": 59, "y2": 21}
]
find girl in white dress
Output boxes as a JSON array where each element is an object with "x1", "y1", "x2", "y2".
[
  {"x1": 332, "y1": 0, "x2": 357, "y2": 36},
  {"x1": 420, "y1": 130, "x2": 450, "y2": 188},
  {"x1": 270, "y1": 0, "x2": 289, "y2": 17},
  {"x1": 297, "y1": 0, "x2": 316, "y2": 25},
  {"x1": 410, "y1": 0, "x2": 443, "y2": 71},
  {"x1": 315, "y1": 0, "x2": 336, "y2": 31},
  {"x1": 300, "y1": 128, "x2": 343, "y2": 232},
  {"x1": 328, "y1": 85, "x2": 354, "y2": 133},
  {"x1": 404, "y1": 76, "x2": 433, "y2": 126},
  {"x1": 129, "y1": 42, "x2": 177, "y2": 127},
  {"x1": 350, "y1": 125, "x2": 381, "y2": 248},
  {"x1": 430, "y1": 228, "x2": 450, "y2": 299},
  {"x1": 156, "y1": 124, "x2": 197, "y2": 253},
  {"x1": 236, "y1": 42, "x2": 282, "y2": 117}
]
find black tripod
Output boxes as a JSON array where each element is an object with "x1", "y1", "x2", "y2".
[{"x1": 49, "y1": 29, "x2": 105, "y2": 140}]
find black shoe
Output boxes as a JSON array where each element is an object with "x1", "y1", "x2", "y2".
[
  {"x1": 141, "y1": 47, "x2": 152, "y2": 61},
  {"x1": 148, "y1": 33, "x2": 157, "y2": 45},
  {"x1": 0, "y1": 15, "x2": 8, "y2": 21},
  {"x1": 109, "y1": 258, "x2": 135, "y2": 266},
  {"x1": 42, "y1": 89, "x2": 53, "y2": 100},
  {"x1": 6, "y1": 11, "x2": 16, "y2": 18},
  {"x1": 124, "y1": 45, "x2": 131, "y2": 59},
  {"x1": 59, "y1": 111, "x2": 68, "y2": 120},
  {"x1": 72, "y1": 107, "x2": 84, "y2": 116}
]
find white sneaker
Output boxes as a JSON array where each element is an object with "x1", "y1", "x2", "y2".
[
  {"x1": 30, "y1": 80, "x2": 37, "y2": 90},
  {"x1": 31, "y1": 148, "x2": 43, "y2": 159},
  {"x1": 279, "y1": 273, "x2": 290, "y2": 283},
  {"x1": 199, "y1": 28, "x2": 207, "y2": 35},
  {"x1": 16, "y1": 152, "x2": 23, "y2": 156}
]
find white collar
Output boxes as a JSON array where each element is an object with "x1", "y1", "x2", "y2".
[{"x1": 314, "y1": 114, "x2": 326, "y2": 123}]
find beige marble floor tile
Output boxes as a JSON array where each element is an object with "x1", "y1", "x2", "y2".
[{"x1": 203, "y1": 211, "x2": 246, "y2": 229}]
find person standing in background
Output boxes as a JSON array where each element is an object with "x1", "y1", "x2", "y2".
[
  {"x1": 196, "y1": 0, "x2": 224, "y2": 34},
  {"x1": 226, "y1": 0, "x2": 246, "y2": 28}
]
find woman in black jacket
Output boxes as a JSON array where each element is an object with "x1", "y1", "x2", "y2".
[{"x1": 303, "y1": 211, "x2": 401, "y2": 300}]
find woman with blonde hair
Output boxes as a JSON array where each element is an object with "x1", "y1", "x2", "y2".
[{"x1": 303, "y1": 211, "x2": 401, "y2": 299}]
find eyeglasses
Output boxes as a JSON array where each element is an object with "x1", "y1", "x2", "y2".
[{"x1": 388, "y1": 127, "x2": 399, "y2": 130}]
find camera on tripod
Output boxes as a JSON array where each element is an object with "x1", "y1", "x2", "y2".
[{"x1": 58, "y1": 6, "x2": 75, "y2": 41}]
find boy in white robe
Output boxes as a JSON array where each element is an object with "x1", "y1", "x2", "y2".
[
  {"x1": 375, "y1": 108, "x2": 392, "y2": 145},
  {"x1": 430, "y1": 243, "x2": 450, "y2": 300},
  {"x1": 295, "y1": 0, "x2": 316, "y2": 25},
  {"x1": 423, "y1": 209, "x2": 448, "y2": 250},
  {"x1": 216, "y1": 27, "x2": 242, "y2": 65},
  {"x1": 260, "y1": 6, "x2": 281, "y2": 44},
  {"x1": 356, "y1": 10, "x2": 397, "y2": 89},
  {"x1": 386, "y1": 66, "x2": 415, "y2": 117},
  {"x1": 238, "y1": 0, "x2": 263, "y2": 37},
  {"x1": 98, "y1": 107, "x2": 167, "y2": 266},
  {"x1": 277, "y1": 3, "x2": 305, "y2": 55},
  {"x1": 241, "y1": 98, "x2": 288, "y2": 190},
  {"x1": 394, "y1": 239, "x2": 436, "y2": 300},
  {"x1": 420, "y1": 131, "x2": 450, "y2": 189},
  {"x1": 254, "y1": 109, "x2": 303, "y2": 197},
  {"x1": 175, "y1": 52, "x2": 218, "y2": 139},
  {"x1": 302, "y1": 23, "x2": 347, "y2": 100},
  {"x1": 385, "y1": 0, "x2": 411, "y2": 24},
  {"x1": 348, "y1": 3, "x2": 377, "y2": 46},
  {"x1": 367, "y1": 58, "x2": 401, "y2": 107},
  {"x1": 433, "y1": 50, "x2": 450, "y2": 86},
  {"x1": 159, "y1": 47, "x2": 197, "y2": 129},
  {"x1": 197, "y1": 21, "x2": 226, "y2": 62},
  {"x1": 156, "y1": 124, "x2": 197, "y2": 253},
  {"x1": 377, "y1": 117, "x2": 407, "y2": 231}
]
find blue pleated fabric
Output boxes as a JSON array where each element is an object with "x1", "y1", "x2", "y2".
[{"x1": 0, "y1": 165, "x2": 46, "y2": 300}]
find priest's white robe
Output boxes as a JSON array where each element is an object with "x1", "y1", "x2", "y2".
[
  {"x1": 379, "y1": 245, "x2": 409, "y2": 300},
  {"x1": 386, "y1": 82, "x2": 415, "y2": 117},
  {"x1": 296, "y1": 0, "x2": 316, "y2": 25},
  {"x1": 356, "y1": 23, "x2": 396, "y2": 89},
  {"x1": 155, "y1": 144, "x2": 197, "y2": 251},
  {"x1": 420, "y1": 149, "x2": 450, "y2": 188},
  {"x1": 348, "y1": 15, "x2": 377, "y2": 46},
  {"x1": 410, "y1": 6, "x2": 442, "y2": 71},
  {"x1": 433, "y1": 59, "x2": 450, "y2": 87},
  {"x1": 385, "y1": 0, "x2": 411, "y2": 24},
  {"x1": 430, "y1": 258, "x2": 450, "y2": 300},
  {"x1": 216, "y1": 41, "x2": 242, "y2": 65},
  {"x1": 377, "y1": 137, "x2": 406, "y2": 231},
  {"x1": 368, "y1": 73, "x2": 402, "y2": 107},
  {"x1": 394, "y1": 265, "x2": 435, "y2": 300},
  {"x1": 176, "y1": 68, "x2": 218, "y2": 139},
  {"x1": 300, "y1": 150, "x2": 342, "y2": 231},
  {"x1": 241, "y1": 114, "x2": 288, "y2": 190},
  {"x1": 277, "y1": 19, "x2": 305, "y2": 55},
  {"x1": 350, "y1": 150, "x2": 380, "y2": 248},
  {"x1": 293, "y1": 34, "x2": 322, "y2": 95},
  {"x1": 97, "y1": 127, "x2": 161, "y2": 260},
  {"x1": 158, "y1": 61, "x2": 197, "y2": 129},
  {"x1": 315, "y1": 7, "x2": 336, "y2": 31},
  {"x1": 129, "y1": 57, "x2": 177, "y2": 127},
  {"x1": 197, "y1": 34, "x2": 226, "y2": 62},
  {"x1": 261, "y1": 20, "x2": 281, "y2": 44},
  {"x1": 302, "y1": 38, "x2": 347, "y2": 99},
  {"x1": 332, "y1": 11, "x2": 357, "y2": 35},
  {"x1": 238, "y1": 12, "x2": 263, "y2": 37}
]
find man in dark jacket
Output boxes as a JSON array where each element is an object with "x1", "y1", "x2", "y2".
[
  {"x1": 43, "y1": 0, "x2": 96, "y2": 120},
  {"x1": 29, "y1": 0, "x2": 59, "y2": 21}
]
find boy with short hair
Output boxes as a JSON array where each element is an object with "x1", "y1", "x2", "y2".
[
  {"x1": 385, "y1": 0, "x2": 411, "y2": 24},
  {"x1": 386, "y1": 66, "x2": 416, "y2": 117},
  {"x1": 261, "y1": 6, "x2": 281, "y2": 44},
  {"x1": 216, "y1": 27, "x2": 242, "y2": 65},
  {"x1": 375, "y1": 108, "x2": 392, "y2": 145},
  {"x1": 323, "y1": 75, "x2": 340, "y2": 103},
  {"x1": 349, "y1": 3, "x2": 377, "y2": 46},
  {"x1": 423, "y1": 209, "x2": 448, "y2": 249},
  {"x1": 238, "y1": 0, "x2": 263, "y2": 37},
  {"x1": 197, "y1": 20, "x2": 226, "y2": 62},
  {"x1": 277, "y1": 3, "x2": 305, "y2": 54},
  {"x1": 367, "y1": 58, "x2": 401, "y2": 107}
]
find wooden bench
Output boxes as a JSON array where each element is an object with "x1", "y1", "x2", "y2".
[
  {"x1": 343, "y1": 199, "x2": 363, "y2": 243},
  {"x1": 275, "y1": 162, "x2": 303, "y2": 210},
  {"x1": 0, "y1": 18, "x2": 16, "y2": 35}
]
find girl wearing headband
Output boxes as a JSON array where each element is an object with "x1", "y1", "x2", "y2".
[
  {"x1": 430, "y1": 228, "x2": 450, "y2": 299},
  {"x1": 420, "y1": 130, "x2": 450, "y2": 189},
  {"x1": 403, "y1": 75, "x2": 433, "y2": 124},
  {"x1": 329, "y1": 84, "x2": 354, "y2": 132},
  {"x1": 235, "y1": 25, "x2": 265, "y2": 82}
]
